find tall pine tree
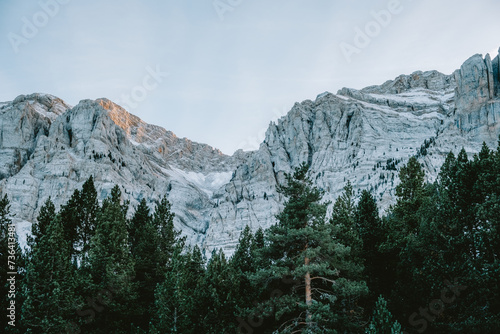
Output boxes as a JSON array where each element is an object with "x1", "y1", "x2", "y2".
[
  {"x1": 250, "y1": 163, "x2": 367, "y2": 333},
  {"x1": 87, "y1": 185, "x2": 135, "y2": 333},
  {"x1": 59, "y1": 176, "x2": 99, "y2": 265},
  {"x1": 129, "y1": 195, "x2": 184, "y2": 331},
  {"x1": 22, "y1": 199, "x2": 78, "y2": 333},
  {"x1": 152, "y1": 245, "x2": 205, "y2": 334},
  {"x1": 356, "y1": 190, "x2": 383, "y2": 297}
]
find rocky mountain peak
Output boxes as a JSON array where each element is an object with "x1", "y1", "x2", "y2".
[
  {"x1": 454, "y1": 53, "x2": 496, "y2": 113},
  {"x1": 493, "y1": 49, "x2": 500, "y2": 97},
  {"x1": 360, "y1": 70, "x2": 455, "y2": 95},
  {"x1": 0, "y1": 93, "x2": 71, "y2": 181},
  {"x1": 94, "y1": 98, "x2": 168, "y2": 145},
  {"x1": 10, "y1": 93, "x2": 70, "y2": 120}
]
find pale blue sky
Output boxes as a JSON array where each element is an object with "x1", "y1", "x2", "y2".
[{"x1": 1, "y1": 0, "x2": 499, "y2": 154}]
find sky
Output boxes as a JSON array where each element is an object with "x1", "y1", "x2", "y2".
[{"x1": 1, "y1": 0, "x2": 500, "y2": 155}]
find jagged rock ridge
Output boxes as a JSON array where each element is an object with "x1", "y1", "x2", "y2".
[{"x1": 1, "y1": 50, "x2": 500, "y2": 256}]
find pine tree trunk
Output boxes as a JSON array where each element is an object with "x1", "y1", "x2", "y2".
[
  {"x1": 173, "y1": 307, "x2": 177, "y2": 332},
  {"x1": 305, "y1": 255, "x2": 312, "y2": 325}
]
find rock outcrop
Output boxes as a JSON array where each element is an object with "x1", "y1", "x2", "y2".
[
  {"x1": 2, "y1": 50, "x2": 500, "y2": 256},
  {"x1": 204, "y1": 51, "x2": 500, "y2": 255},
  {"x1": 455, "y1": 53, "x2": 497, "y2": 113},
  {"x1": 0, "y1": 96, "x2": 242, "y2": 248},
  {"x1": 0, "y1": 93, "x2": 69, "y2": 180},
  {"x1": 492, "y1": 49, "x2": 500, "y2": 98},
  {"x1": 453, "y1": 52, "x2": 500, "y2": 135}
]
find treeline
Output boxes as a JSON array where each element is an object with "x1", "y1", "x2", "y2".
[
  {"x1": 1, "y1": 141, "x2": 500, "y2": 333},
  {"x1": 0, "y1": 178, "x2": 188, "y2": 333}
]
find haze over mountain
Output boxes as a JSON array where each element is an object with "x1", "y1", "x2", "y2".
[{"x1": 2, "y1": 49, "x2": 499, "y2": 256}]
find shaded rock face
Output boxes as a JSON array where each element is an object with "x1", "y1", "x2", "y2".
[
  {"x1": 493, "y1": 50, "x2": 500, "y2": 98},
  {"x1": 453, "y1": 52, "x2": 500, "y2": 134},
  {"x1": 2, "y1": 50, "x2": 500, "y2": 256},
  {"x1": 454, "y1": 53, "x2": 498, "y2": 114},
  {"x1": 0, "y1": 93, "x2": 69, "y2": 180}
]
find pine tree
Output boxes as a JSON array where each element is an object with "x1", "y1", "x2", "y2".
[
  {"x1": 230, "y1": 225, "x2": 256, "y2": 312},
  {"x1": 356, "y1": 190, "x2": 381, "y2": 258},
  {"x1": 475, "y1": 142, "x2": 500, "y2": 273},
  {"x1": 230, "y1": 226, "x2": 265, "y2": 331},
  {"x1": 87, "y1": 185, "x2": 135, "y2": 333},
  {"x1": 146, "y1": 195, "x2": 187, "y2": 333},
  {"x1": 250, "y1": 163, "x2": 367, "y2": 333},
  {"x1": 231, "y1": 225, "x2": 254, "y2": 273},
  {"x1": 59, "y1": 188, "x2": 83, "y2": 266},
  {"x1": 128, "y1": 198, "x2": 154, "y2": 331},
  {"x1": 59, "y1": 176, "x2": 99, "y2": 264},
  {"x1": 253, "y1": 227, "x2": 265, "y2": 250},
  {"x1": 380, "y1": 157, "x2": 429, "y2": 319},
  {"x1": 356, "y1": 190, "x2": 384, "y2": 309},
  {"x1": 201, "y1": 249, "x2": 234, "y2": 333},
  {"x1": 29, "y1": 198, "x2": 55, "y2": 242},
  {"x1": 152, "y1": 195, "x2": 184, "y2": 272},
  {"x1": 329, "y1": 183, "x2": 368, "y2": 331},
  {"x1": 78, "y1": 176, "x2": 99, "y2": 264},
  {"x1": 331, "y1": 181, "x2": 363, "y2": 265},
  {"x1": 129, "y1": 196, "x2": 184, "y2": 331},
  {"x1": 366, "y1": 296, "x2": 401, "y2": 334},
  {"x1": 389, "y1": 156, "x2": 425, "y2": 238},
  {"x1": 129, "y1": 199, "x2": 151, "y2": 254},
  {"x1": 151, "y1": 248, "x2": 184, "y2": 334},
  {"x1": 22, "y1": 199, "x2": 78, "y2": 333},
  {"x1": 413, "y1": 145, "x2": 500, "y2": 331},
  {"x1": 251, "y1": 227, "x2": 266, "y2": 269},
  {"x1": 153, "y1": 245, "x2": 206, "y2": 334}
]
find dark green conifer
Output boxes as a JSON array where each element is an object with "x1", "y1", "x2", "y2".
[
  {"x1": 87, "y1": 185, "x2": 135, "y2": 333},
  {"x1": 22, "y1": 199, "x2": 77, "y2": 333},
  {"x1": 250, "y1": 163, "x2": 367, "y2": 333}
]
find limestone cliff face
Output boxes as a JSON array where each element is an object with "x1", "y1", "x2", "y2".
[
  {"x1": 493, "y1": 51, "x2": 500, "y2": 97},
  {"x1": 452, "y1": 52, "x2": 500, "y2": 137},
  {"x1": 205, "y1": 52, "x2": 500, "y2": 256},
  {"x1": 0, "y1": 93, "x2": 69, "y2": 180},
  {"x1": 455, "y1": 54, "x2": 494, "y2": 113},
  {"x1": 0, "y1": 96, "x2": 242, "y2": 248},
  {"x1": 2, "y1": 50, "x2": 500, "y2": 255}
]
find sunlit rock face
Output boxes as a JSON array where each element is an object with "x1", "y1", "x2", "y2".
[{"x1": 2, "y1": 51, "x2": 500, "y2": 256}]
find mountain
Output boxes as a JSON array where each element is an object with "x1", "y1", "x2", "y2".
[{"x1": 2, "y1": 49, "x2": 500, "y2": 255}]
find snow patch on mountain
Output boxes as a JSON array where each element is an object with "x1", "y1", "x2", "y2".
[
  {"x1": 168, "y1": 167, "x2": 233, "y2": 197},
  {"x1": 15, "y1": 220, "x2": 31, "y2": 251}
]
